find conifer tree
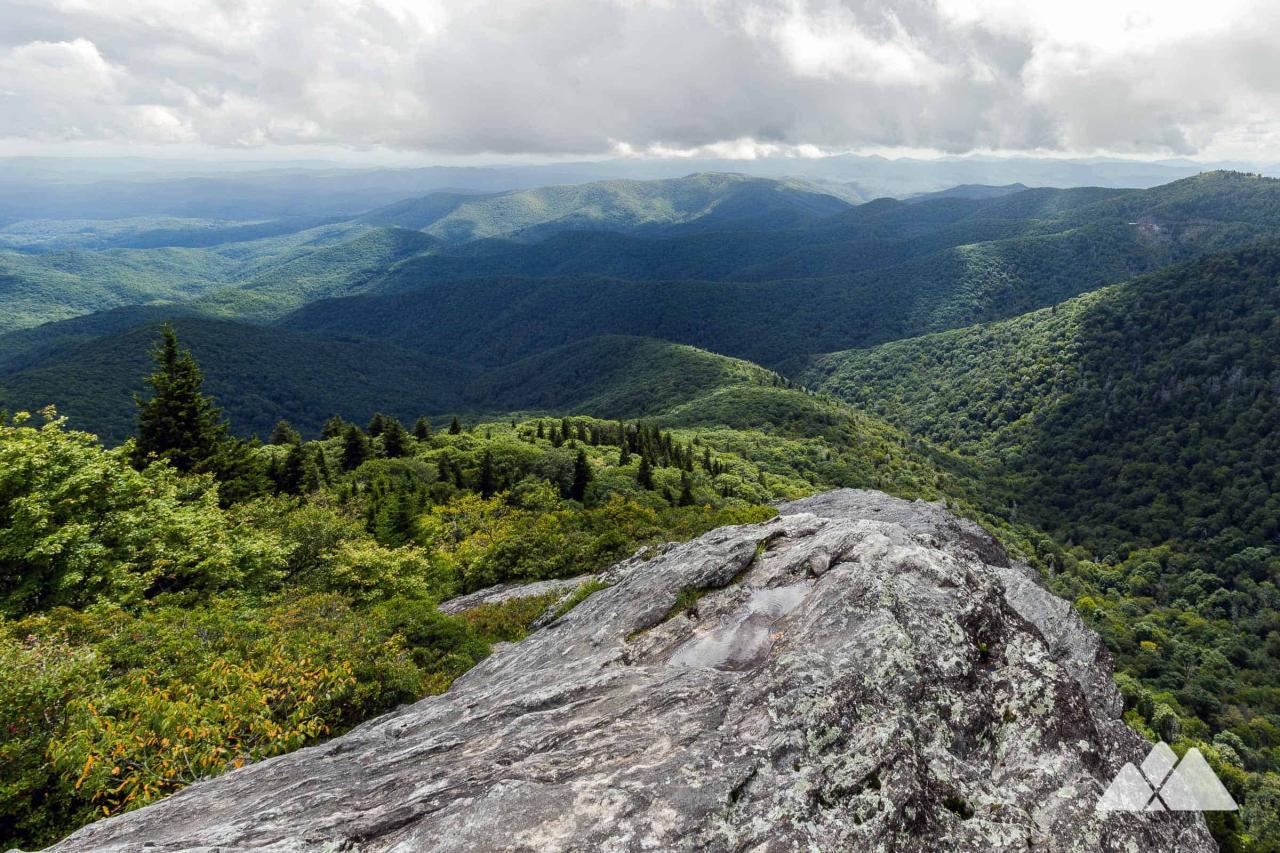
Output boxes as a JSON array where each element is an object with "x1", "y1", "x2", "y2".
[
  {"x1": 134, "y1": 324, "x2": 225, "y2": 473},
  {"x1": 619, "y1": 442, "x2": 632, "y2": 466},
  {"x1": 637, "y1": 455, "x2": 654, "y2": 490},
  {"x1": 269, "y1": 420, "x2": 301, "y2": 446},
  {"x1": 367, "y1": 413, "x2": 388, "y2": 438},
  {"x1": 314, "y1": 446, "x2": 332, "y2": 487},
  {"x1": 133, "y1": 324, "x2": 267, "y2": 504},
  {"x1": 536, "y1": 421, "x2": 545, "y2": 440},
  {"x1": 678, "y1": 473, "x2": 695, "y2": 507},
  {"x1": 321, "y1": 414, "x2": 347, "y2": 439},
  {"x1": 449, "y1": 416, "x2": 463, "y2": 435},
  {"x1": 478, "y1": 450, "x2": 496, "y2": 498},
  {"x1": 570, "y1": 449, "x2": 592, "y2": 502},
  {"x1": 278, "y1": 443, "x2": 307, "y2": 494},
  {"x1": 413, "y1": 417, "x2": 432, "y2": 441},
  {"x1": 341, "y1": 425, "x2": 369, "y2": 471},
  {"x1": 382, "y1": 419, "x2": 409, "y2": 457}
]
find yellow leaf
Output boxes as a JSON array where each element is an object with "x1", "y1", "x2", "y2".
[{"x1": 74, "y1": 754, "x2": 96, "y2": 790}]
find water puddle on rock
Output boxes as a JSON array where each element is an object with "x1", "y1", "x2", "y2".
[{"x1": 668, "y1": 583, "x2": 809, "y2": 671}]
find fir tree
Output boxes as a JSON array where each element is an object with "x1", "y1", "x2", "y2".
[
  {"x1": 134, "y1": 324, "x2": 224, "y2": 473},
  {"x1": 448, "y1": 416, "x2": 462, "y2": 435},
  {"x1": 678, "y1": 473, "x2": 695, "y2": 507},
  {"x1": 382, "y1": 419, "x2": 409, "y2": 457},
  {"x1": 619, "y1": 442, "x2": 632, "y2": 466},
  {"x1": 341, "y1": 425, "x2": 369, "y2": 471},
  {"x1": 278, "y1": 443, "x2": 307, "y2": 494},
  {"x1": 367, "y1": 413, "x2": 388, "y2": 438},
  {"x1": 413, "y1": 417, "x2": 432, "y2": 441},
  {"x1": 478, "y1": 450, "x2": 496, "y2": 498},
  {"x1": 133, "y1": 324, "x2": 267, "y2": 505},
  {"x1": 321, "y1": 414, "x2": 347, "y2": 439},
  {"x1": 569, "y1": 449, "x2": 592, "y2": 502},
  {"x1": 637, "y1": 455, "x2": 654, "y2": 490},
  {"x1": 269, "y1": 420, "x2": 301, "y2": 446}
]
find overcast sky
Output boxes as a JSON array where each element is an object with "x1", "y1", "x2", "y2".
[{"x1": 3, "y1": 0, "x2": 1279, "y2": 162}]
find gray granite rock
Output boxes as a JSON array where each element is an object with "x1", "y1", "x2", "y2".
[{"x1": 41, "y1": 489, "x2": 1215, "y2": 853}]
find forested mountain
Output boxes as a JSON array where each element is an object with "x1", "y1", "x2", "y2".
[
  {"x1": 803, "y1": 241, "x2": 1280, "y2": 840},
  {"x1": 0, "y1": 323, "x2": 803, "y2": 442},
  {"x1": 370, "y1": 172, "x2": 855, "y2": 242}
]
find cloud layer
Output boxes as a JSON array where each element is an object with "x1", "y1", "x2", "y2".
[{"x1": 3, "y1": 0, "x2": 1278, "y2": 159}]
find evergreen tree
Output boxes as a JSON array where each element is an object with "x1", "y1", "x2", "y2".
[
  {"x1": 413, "y1": 417, "x2": 433, "y2": 442},
  {"x1": 569, "y1": 449, "x2": 592, "y2": 502},
  {"x1": 448, "y1": 416, "x2": 462, "y2": 435},
  {"x1": 367, "y1": 413, "x2": 388, "y2": 438},
  {"x1": 637, "y1": 455, "x2": 654, "y2": 490},
  {"x1": 133, "y1": 325, "x2": 267, "y2": 505},
  {"x1": 678, "y1": 473, "x2": 695, "y2": 507},
  {"x1": 341, "y1": 425, "x2": 369, "y2": 471},
  {"x1": 536, "y1": 421, "x2": 546, "y2": 440},
  {"x1": 478, "y1": 450, "x2": 496, "y2": 498},
  {"x1": 269, "y1": 420, "x2": 301, "y2": 446},
  {"x1": 134, "y1": 324, "x2": 225, "y2": 473},
  {"x1": 321, "y1": 414, "x2": 347, "y2": 439},
  {"x1": 302, "y1": 449, "x2": 324, "y2": 493},
  {"x1": 314, "y1": 446, "x2": 332, "y2": 487},
  {"x1": 619, "y1": 442, "x2": 632, "y2": 466},
  {"x1": 278, "y1": 443, "x2": 307, "y2": 494},
  {"x1": 382, "y1": 419, "x2": 409, "y2": 458}
]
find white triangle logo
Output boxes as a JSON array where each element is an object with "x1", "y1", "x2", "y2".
[{"x1": 1096, "y1": 743, "x2": 1237, "y2": 812}]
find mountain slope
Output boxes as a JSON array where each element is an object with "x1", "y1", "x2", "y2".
[
  {"x1": 0, "y1": 326, "x2": 797, "y2": 442},
  {"x1": 0, "y1": 318, "x2": 472, "y2": 441},
  {"x1": 411, "y1": 173, "x2": 853, "y2": 242},
  {"x1": 802, "y1": 242, "x2": 1280, "y2": 803},
  {"x1": 802, "y1": 240, "x2": 1280, "y2": 552}
]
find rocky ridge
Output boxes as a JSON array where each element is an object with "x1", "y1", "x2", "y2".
[{"x1": 41, "y1": 490, "x2": 1215, "y2": 852}]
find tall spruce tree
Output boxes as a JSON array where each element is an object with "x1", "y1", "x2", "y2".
[
  {"x1": 637, "y1": 455, "x2": 654, "y2": 490},
  {"x1": 413, "y1": 417, "x2": 433, "y2": 441},
  {"x1": 382, "y1": 419, "x2": 409, "y2": 457},
  {"x1": 341, "y1": 425, "x2": 369, "y2": 471},
  {"x1": 134, "y1": 324, "x2": 225, "y2": 473},
  {"x1": 448, "y1": 416, "x2": 462, "y2": 435},
  {"x1": 277, "y1": 443, "x2": 307, "y2": 494},
  {"x1": 678, "y1": 473, "x2": 695, "y2": 506},
  {"x1": 478, "y1": 450, "x2": 496, "y2": 498},
  {"x1": 321, "y1": 414, "x2": 347, "y2": 439},
  {"x1": 133, "y1": 325, "x2": 267, "y2": 504},
  {"x1": 569, "y1": 449, "x2": 591, "y2": 502},
  {"x1": 269, "y1": 420, "x2": 301, "y2": 446}
]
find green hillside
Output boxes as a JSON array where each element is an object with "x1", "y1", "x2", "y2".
[
  {"x1": 0, "y1": 319, "x2": 471, "y2": 441},
  {"x1": 804, "y1": 242, "x2": 1280, "y2": 827},
  {"x1": 0, "y1": 326, "x2": 802, "y2": 443},
  {"x1": 414, "y1": 173, "x2": 853, "y2": 242},
  {"x1": 0, "y1": 248, "x2": 238, "y2": 334}
]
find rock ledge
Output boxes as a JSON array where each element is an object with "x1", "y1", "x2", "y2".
[{"x1": 43, "y1": 490, "x2": 1214, "y2": 852}]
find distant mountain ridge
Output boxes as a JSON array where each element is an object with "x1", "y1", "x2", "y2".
[{"x1": 362, "y1": 173, "x2": 854, "y2": 242}]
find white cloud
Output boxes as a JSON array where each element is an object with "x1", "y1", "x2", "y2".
[{"x1": 0, "y1": 0, "x2": 1278, "y2": 159}]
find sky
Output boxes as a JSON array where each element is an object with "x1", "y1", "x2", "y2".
[{"x1": 2, "y1": 0, "x2": 1279, "y2": 163}]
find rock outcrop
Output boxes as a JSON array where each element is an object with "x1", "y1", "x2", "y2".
[{"x1": 43, "y1": 490, "x2": 1215, "y2": 852}]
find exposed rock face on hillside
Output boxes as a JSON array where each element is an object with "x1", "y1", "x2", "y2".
[{"x1": 43, "y1": 490, "x2": 1215, "y2": 852}]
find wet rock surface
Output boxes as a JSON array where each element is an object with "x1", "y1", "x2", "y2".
[{"x1": 42, "y1": 489, "x2": 1215, "y2": 852}]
